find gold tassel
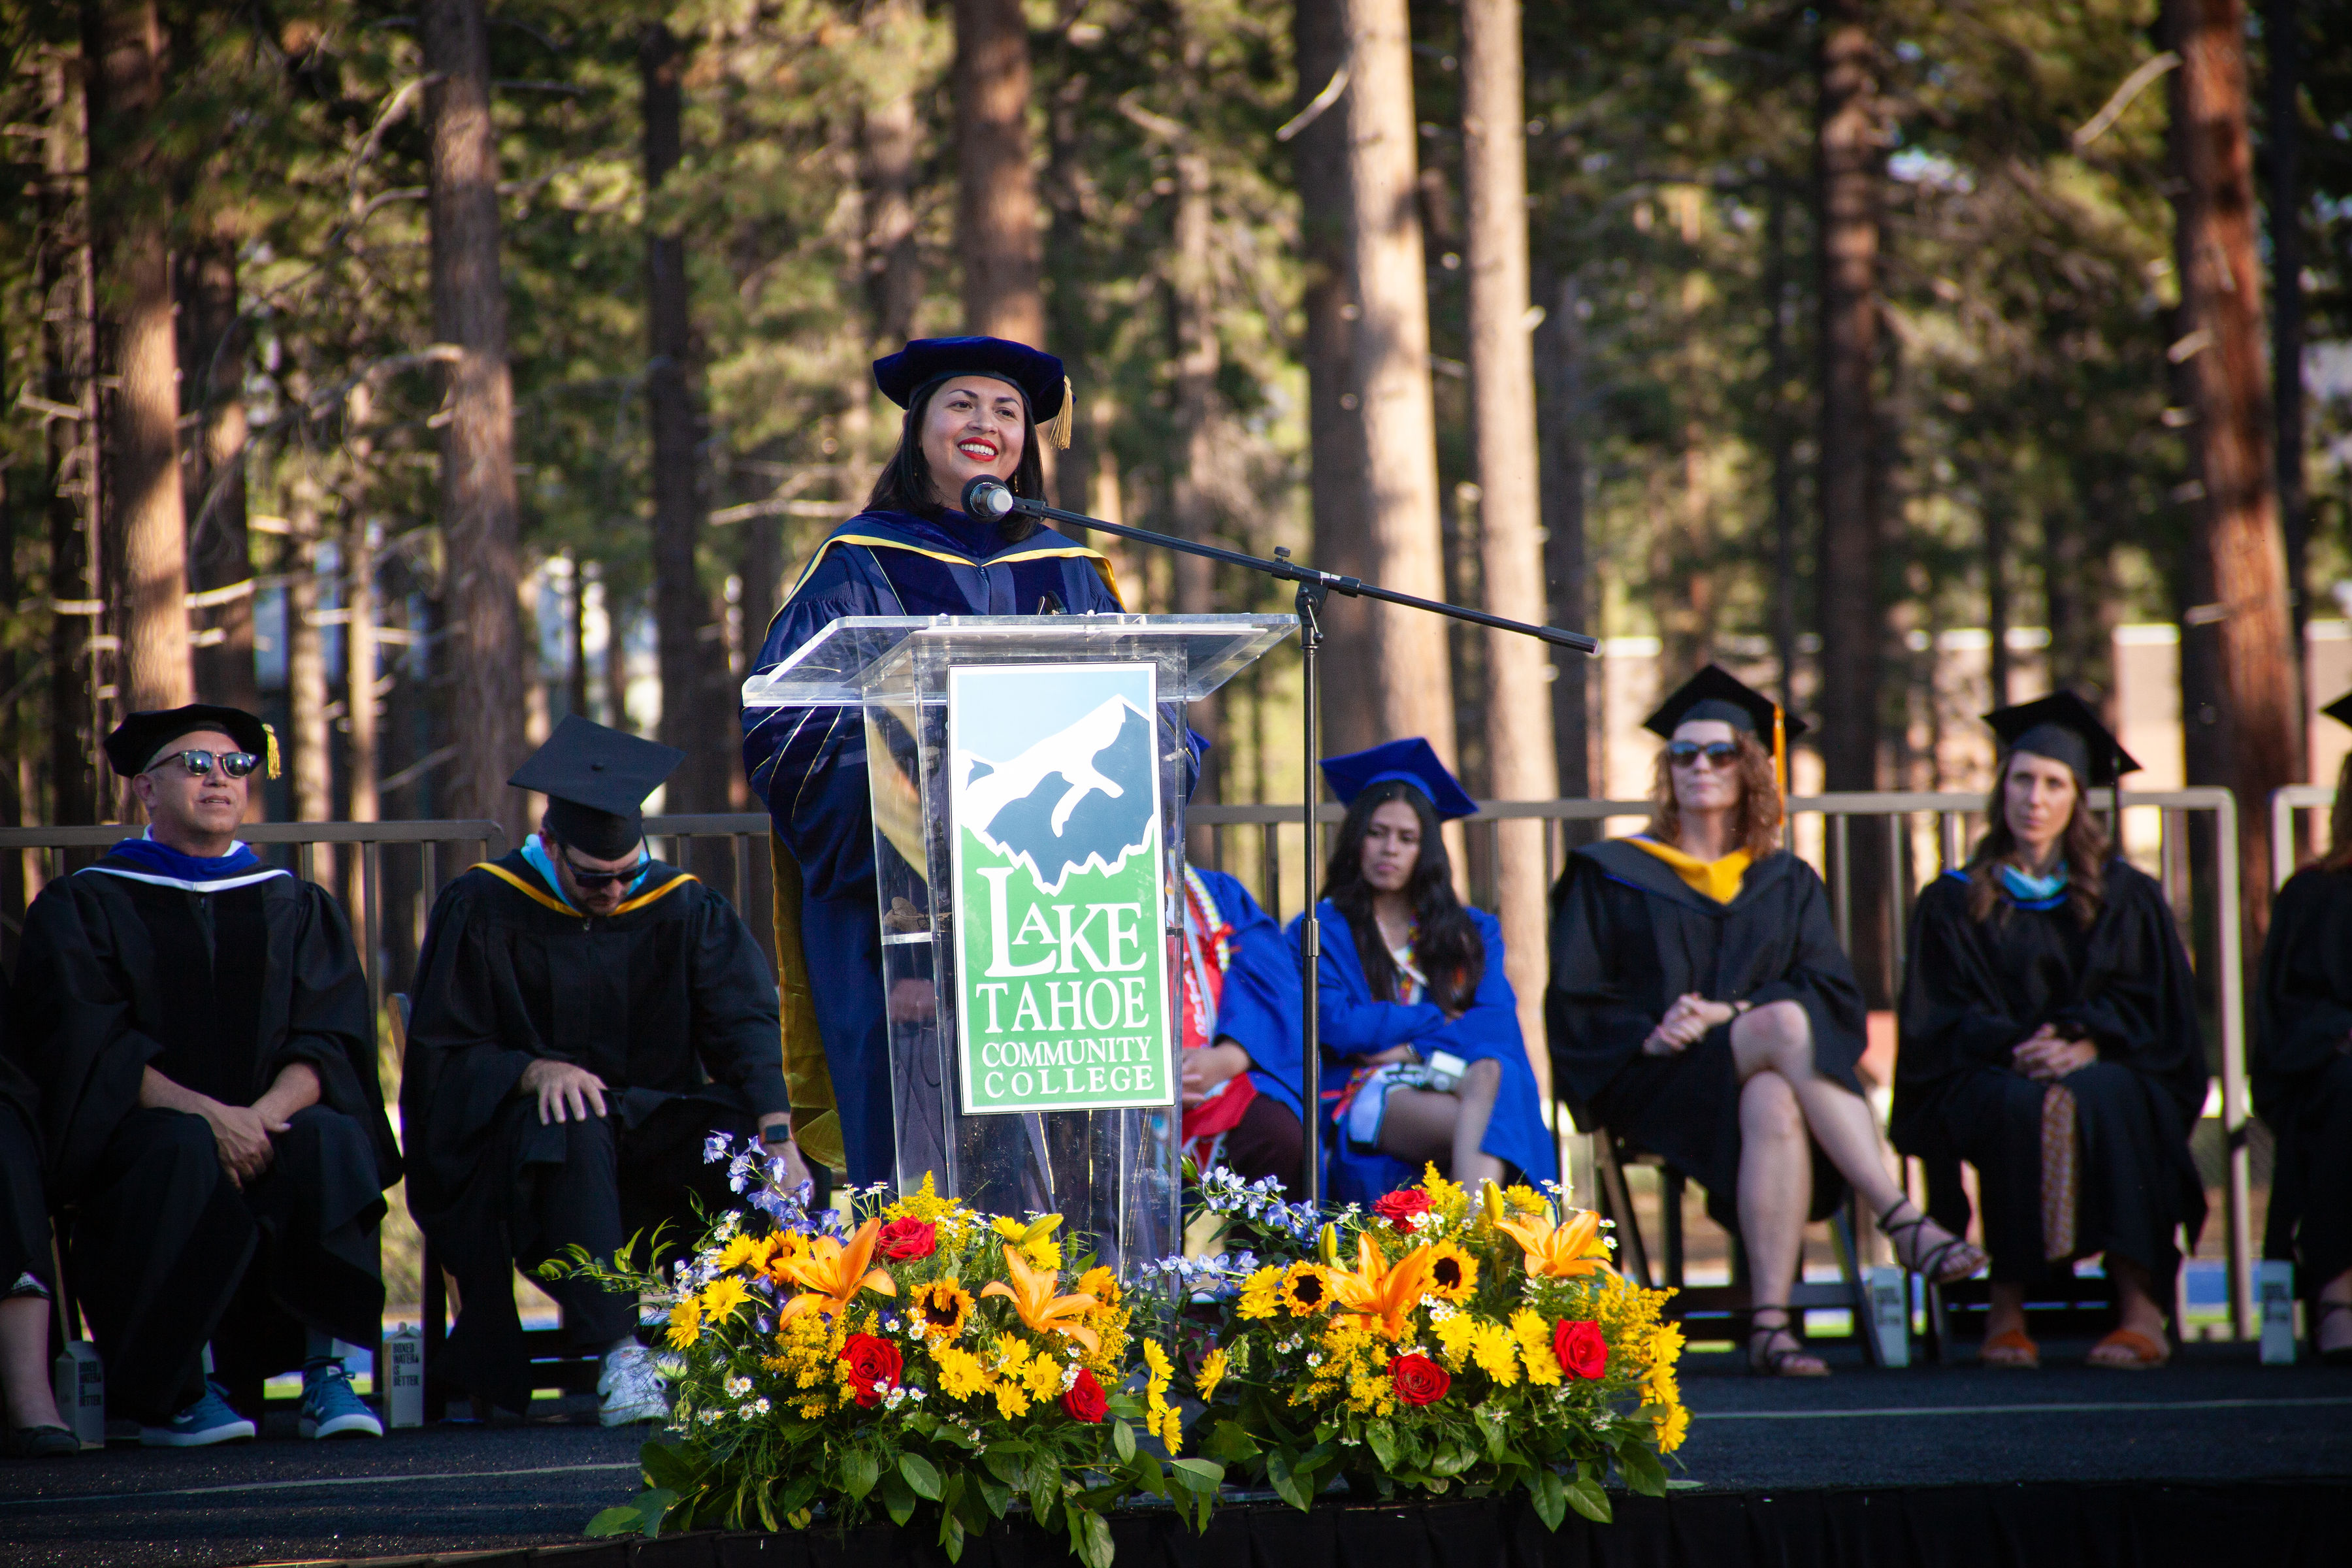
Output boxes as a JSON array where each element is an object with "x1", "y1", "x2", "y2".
[
  {"x1": 264, "y1": 723, "x2": 282, "y2": 779},
  {"x1": 1772, "y1": 706, "x2": 1786, "y2": 798},
  {"x1": 1046, "y1": 374, "x2": 1075, "y2": 449}
]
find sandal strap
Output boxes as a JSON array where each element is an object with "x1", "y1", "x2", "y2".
[{"x1": 1878, "y1": 1197, "x2": 1979, "y2": 1282}]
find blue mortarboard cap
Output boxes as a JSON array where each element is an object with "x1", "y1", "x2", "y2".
[
  {"x1": 872, "y1": 336, "x2": 1070, "y2": 431},
  {"x1": 1318, "y1": 738, "x2": 1478, "y2": 822}
]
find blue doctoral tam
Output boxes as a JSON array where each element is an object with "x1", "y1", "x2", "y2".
[
  {"x1": 1319, "y1": 738, "x2": 1477, "y2": 822},
  {"x1": 872, "y1": 336, "x2": 1068, "y2": 422}
]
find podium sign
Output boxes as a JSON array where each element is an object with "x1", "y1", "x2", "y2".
[{"x1": 947, "y1": 663, "x2": 1173, "y2": 1115}]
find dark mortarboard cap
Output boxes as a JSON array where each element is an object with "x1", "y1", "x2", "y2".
[
  {"x1": 105, "y1": 704, "x2": 272, "y2": 777},
  {"x1": 1985, "y1": 691, "x2": 2140, "y2": 787},
  {"x1": 2322, "y1": 689, "x2": 2352, "y2": 732},
  {"x1": 1642, "y1": 664, "x2": 1809, "y2": 743},
  {"x1": 872, "y1": 336, "x2": 1072, "y2": 448},
  {"x1": 1319, "y1": 738, "x2": 1478, "y2": 823},
  {"x1": 508, "y1": 714, "x2": 684, "y2": 859}
]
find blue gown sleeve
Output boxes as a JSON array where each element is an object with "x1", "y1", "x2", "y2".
[{"x1": 1196, "y1": 872, "x2": 1305, "y2": 1117}]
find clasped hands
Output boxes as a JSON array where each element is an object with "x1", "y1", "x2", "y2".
[
  {"x1": 2012, "y1": 1024, "x2": 2097, "y2": 1082},
  {"x1": 515, "y1": 1058, "x2": 812, "y2": 1190},
  {"x1": 1642, "y1": 992, "x2": 1739, "y2": 1056}
]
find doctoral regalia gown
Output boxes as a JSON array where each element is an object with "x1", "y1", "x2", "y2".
[
  {"x1": 401, "y1": 844, "x2": 789, "y2": 1413},
  {"x1": 2253, "y1": 864, "x2": 2352, "y2": 1294},
  {"x1": 1296, "y1": 901, "x2": 1555, "y2": 1201},
  {"x1": 8, "y1": 840, "x2": 399, "y2": 1418},
  {"x1": 742, "y1": 507, "x2": 1129, "y2": 1186},
  {"x1": 1546, "y1": 840, "x2": 1869, "y2": 1226},
  {"x1": 1891, "y1": 863, "x2": 2208, "y2": 1284},
  {"x1": 1179, "y1": 868, "x2": 1305, "y2": 1182}
]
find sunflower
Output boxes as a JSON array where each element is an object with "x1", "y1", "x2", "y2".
[
  {"x1": 910, "y1": 1279, "x2": 974, "y2": 1339},
  {"x1": 1276, "y1": 1261, "x2": 1333, "y2": 1316},
  {"x1": 1424, "y1": 1240, "x2": 1478, "y2": 1303}
]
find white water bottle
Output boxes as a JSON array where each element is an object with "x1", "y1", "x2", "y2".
[
  {"x1": 2257, "y1": 1260, "x2": 2296, "y2": 1365},
  {"x1": 1867, "y1": 1266, "x2": 1911, "y2": 1368},
  {"x1": 52, "y1": 1341, "x2": 105, "y2": 1449},
  {"x1": 383, "y1": 1323, "x2": 425, "y2": 1428}
]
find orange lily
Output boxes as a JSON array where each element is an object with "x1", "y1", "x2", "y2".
[
  {"x1": 775, "y1": 1217, "x2": 897, "y2": 1324},
  {"x1": 1325, "y1": 1232, "x2": 1437, "y2": 1339},
  {"x1": 1495, "y1": 1208, "x2": 1612, "y2": 1279},
  {"x1": 978, "y1": 1243, "x2": 1102, "y2": 1353}
]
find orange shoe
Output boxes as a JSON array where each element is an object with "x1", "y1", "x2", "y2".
[
  {"x1": 2088, "y1": 1327, "x2": 2170, "y2": 1369},
  {"x1": 1980, "y1": 1328, "x2": 2040, "y2": 1368}
]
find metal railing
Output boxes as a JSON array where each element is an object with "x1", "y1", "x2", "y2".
[{"x1": 2271, "y1": 785, "x2": 2336, "y2": 889}]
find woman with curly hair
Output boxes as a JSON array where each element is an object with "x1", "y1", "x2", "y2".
[
  {"x1": 1298, "y1": 740, "x2": 1554, "y2": 1202},
  {"x1": 1893, "y1": 694, "x2": 2208, "y2": 1370},
  {"x1": 1550, "y1": 666, "x2": 1983, "y2": 1376}
]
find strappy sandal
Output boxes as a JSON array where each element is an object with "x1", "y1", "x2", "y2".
[
  {"x1": 2313, "y1": 1299, "x2": 2352, "y2": 1367},
  {"x1": 1748, "y1": 1307, "x2": 1830, "y2": 1377},
  {"x1": 1980, "y1": 1328, "x2": 2040, "y2": 1368},
  {"x1": 2088, "y1": 1326, "x2": 2170, "y2": 1369},
  {"x1": 1878, "y1": 1197, "x2": 1987, "y2": 1285}
]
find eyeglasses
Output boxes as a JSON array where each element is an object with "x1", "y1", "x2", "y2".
[
  {"x1": 151, "y1": 750, "x2": 261, "y2": 780},
  {"x1": 556, "y1": 847, "x2": 648, "y2": 889},
  {"x1": 1666, "y1": 740, "x2": 1742, "y2": 769}
]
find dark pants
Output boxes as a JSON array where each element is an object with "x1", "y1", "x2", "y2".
[
  {"x1": 2268, "y1": 1054, "x2": 2352, "y2": 1292},
  {"x1": 503, "y1": 1092, "x2": 758, "y2": 1347},
  {"x1": 1933, "y1": 1060, "x2": 2203, "y2": 1287},
  {"x1": 1220, "y1": 1096, "x2": 1305, "y2": 1200},
  {"x1": 69, "y1": 1105, "x2": 385, "y2": 1420},
  {"x1": 0, "y1": 1101, "x2": 52, "y2": 1300}
]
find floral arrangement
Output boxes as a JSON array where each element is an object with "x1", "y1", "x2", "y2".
[
  {"x1": 1157, "y1": 1166, "x2": 1686, "y2": 1526},
  {"x1": 547, "y1": 1139, "x2": 1221, "y2": 1566}
]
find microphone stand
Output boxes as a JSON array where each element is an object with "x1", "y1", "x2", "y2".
[{"x1": 963, "y1": 479, "x2": 1598, "y2": 1212}]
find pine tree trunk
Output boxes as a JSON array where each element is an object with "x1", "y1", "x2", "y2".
[
  {"x1": 40, "y1": 49, "x2": 101, "y2": 828},
  {"x1": 1292, "y1": 0, "x2": 1378, "y2": 757},
  {"x1": 1461, "y1": 0, "x2": 1554, "y2": 1087},
  {"x1": 1343, "y1": 0, "x2": 1454, "y2": 758},
  {"x1": 954, "y1": 0, "x2": 1044, "y2": 347},
  {"x1": 1537, "y1": 272, "x2": 1590, "y2": 801},
  {"x1": 178, "y1": 227, "x2": 258, "y2": 719},
  {"x1": 2266, "y1": 0, "x2": 2307, "y2": 649},
  {"x1": 85, "y1": 0, "x2": 190, "y2": 714},
  {"x1": 865, "y1": 0, "x2": 923, "y2": 351},
  {"x1": 424, "y1": 0, "x2": 526, "y2": 838},
  {"x1": 286, "y1": 486, "x2": 331, "y2": 824},
  {"x1": 2166, "y1": 0, "x2": 2299, "y2": 940},
  {"x1": 1169, "y1": 125, "x2": 1222, "y2": 800},
  {"x1": 641, "y1": 22, "x2": 727, "y2": 813}
]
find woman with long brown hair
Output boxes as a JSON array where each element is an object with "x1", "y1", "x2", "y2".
[
  {"x1": 2253, "y1": 692, "x2": 2352, "y2": 1364},
  {"x1": 1550, "y1": 667, "x2": 1982, "y2": 1376},
  {"x1": 1893, "y1": 694, "x2": 2208, "y2": 1369}
]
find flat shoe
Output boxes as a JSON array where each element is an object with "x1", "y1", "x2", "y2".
[
  {"x1": 4, "y1": 1425, "x2": 80, "y2": 1459},
  {"x1": 1980, "y1": 1328, "x2": 2039, "y2": 1368},
  {"x1": 2088, "y1": 1327, "x2": 2169, "y2": 1369}
]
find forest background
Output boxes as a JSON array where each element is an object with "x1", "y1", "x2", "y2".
[{"x1": 4, "y1": 0, "x2": 2351, "y2": 1017}]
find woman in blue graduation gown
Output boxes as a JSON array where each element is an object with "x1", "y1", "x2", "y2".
[
  {"x1": 742, "y1": 338, "x2": 1130, "y2": 1187},
  {"x1": 1294, "y1": 740, "x2": 1554, "y2": 1201}
]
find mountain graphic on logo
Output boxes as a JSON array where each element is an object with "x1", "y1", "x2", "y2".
[{"x1": 958, "y1": 696, "x2": 1156, "y2": 895}]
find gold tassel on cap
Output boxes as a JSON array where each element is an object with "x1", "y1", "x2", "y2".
[
  {"x1": 265, "y1": 723, "x2": 282, "y2": 779},
  {"x1": 1772, "y1": 706, "x2": 1786, "y2": 798},
  {"x1": 1046, "y1": 374, "x2": 1075, "y2": 449}
]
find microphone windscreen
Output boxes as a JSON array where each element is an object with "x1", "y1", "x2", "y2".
[{"x1": 961, "y1": 476, "x2": 1013, "y2": 518}]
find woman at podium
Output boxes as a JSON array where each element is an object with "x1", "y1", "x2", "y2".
[
  {"x1": 742, "y1": 337, "x2": 1130, "y2": 1188},
  {"x1": 1299, "y1": 740, "x2": 1555, "y2": 1202}
]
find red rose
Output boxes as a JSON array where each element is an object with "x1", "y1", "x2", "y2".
[
  {"x1": 1060, "y1": 1367, "x2": 1108, "y2": 1423},
  {"x1": 1390, "y1": 1352, "x2": 1450, "y2": 1407},
  {"x1": 839, "y1": 1333, "x2": 904, "y2": 1407},
  {"x1": 1554, "y1": 1319, "x2": 1607, "y2": 1380},
  {"x1": 1373, "y1": 1188, "x2": 1434, "y2": 1230},
  {"x1": 876, "y1": 1217, "x2": 937, "y2": 1261}
]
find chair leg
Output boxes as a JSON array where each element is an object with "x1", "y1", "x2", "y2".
[
  {"x1": 1593, "y1": 1139, "x2": 1652, "y2": 1290},
  {"x1": 422, "y1": 1247, "x2": 450, "y2": 1422},
  {"x1": 1831, "y1": 1207, "x2": 1883, "y2": 1369},
  {"x1": 1661, "y1": 1168, "x2": 1686, "y2": 1291}
]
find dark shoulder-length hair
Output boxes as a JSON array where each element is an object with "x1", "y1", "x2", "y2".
[
  {"x1": 1643, "y1": 730, "x2": 1783, "y2": 860},
  {"x1": 1965, "y1": 748, "x2": 2110, "y2": 927},
  {"x1": 864, "y1": 376, "x2": 1047, "y2": 543},
  {"x1": 2323, "y1": 749, "x2": 2352, "y2": 872},
  {"x1": 1323, "y1": 780, "x2": 1484, "y2": 1013}
]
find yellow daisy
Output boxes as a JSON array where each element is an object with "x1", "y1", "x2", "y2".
[{"x1": 1237, "y1": 1265, "x2": 1284, "y2": 1320}]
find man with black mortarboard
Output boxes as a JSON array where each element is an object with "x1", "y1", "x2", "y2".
[
  {"x1": 401, "y1": 716, "x2": 804, "y2": 1424},
  {"x1": 8, "y1": 706, "x2": 400, "y2": 1445}
]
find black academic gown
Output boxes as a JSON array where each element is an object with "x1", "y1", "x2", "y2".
[
  {"x1": 1546, "y1": 841, "x2": 1869, "y2": 1227},
  {"x1": 400, "y1": 849, "x2": 789, "y2": 1412},
  {"x1": 0, "y1": 972, "x2": 52, "y2": 1303},
  {"x1": 2253, "y1": 865, "x2": 2352, "y2": 1292},
  {"x1": 7, "y1": 859, "x2": 399, "y2": 1419},
  {"x1": 1892, "y1": 864, "x2": 2208, "y2": 1286}
]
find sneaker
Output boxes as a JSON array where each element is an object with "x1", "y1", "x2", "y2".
[
  {"x1": 139, "y1": 1380, "x2": 256, "y2": 1447},
  {"x1": 299, "y1": 1363, "x2": 384, "y2": 1439},
  {"x1": 597, "y1": 1343, "x2": 668, "y2": 1427}
]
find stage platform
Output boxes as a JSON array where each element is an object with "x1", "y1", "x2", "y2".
[{"x1": 3, "y1": 1345, "x2": 2346, "y2": 1568}]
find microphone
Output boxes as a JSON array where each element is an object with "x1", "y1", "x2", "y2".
[{"x1": 961, "y1": 476, "x2": 1021, "y2": 520}]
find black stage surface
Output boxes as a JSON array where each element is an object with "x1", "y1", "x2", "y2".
[{"x1": 3, "y1": 1347, "x2": 2346, "y2": 1568}]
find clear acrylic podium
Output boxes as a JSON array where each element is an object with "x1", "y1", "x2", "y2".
[{"x1": 742, "y1": 613, "x2": 1294, "y2": 1271}]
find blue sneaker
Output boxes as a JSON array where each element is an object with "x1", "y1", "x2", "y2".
[
  {"x1": 299, "y1": 1362, "x2": 383, "y2": 1439},
  {"x1": 139, "y1": 1380, "x2": 256, "y2": 1447}
]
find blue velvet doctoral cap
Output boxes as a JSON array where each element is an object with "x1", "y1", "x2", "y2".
[
  {"x1": 1319, "y1": 738, "x2": 1478, "y2": 822},
  {"x1": 872, "y1": 336, "x2": 1068, "y2": 423}
]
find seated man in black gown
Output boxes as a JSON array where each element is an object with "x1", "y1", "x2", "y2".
[
  {"x1": 10, "y1": 706, "x2": 400, "y2": 1445},
  {"x1": 402, "y1": 717, "x2": 805, "y2": 1424}
]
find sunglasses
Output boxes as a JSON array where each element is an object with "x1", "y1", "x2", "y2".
[
  {"x1": 1666, "y1": 740, "x2": 1742, "y2": 768},
  {"x1": 152, "y1": 749, "x2": 261, "y2": 780},
  {"x1": 556, "y1": 847, "x2": 648, "y2": 889}
]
